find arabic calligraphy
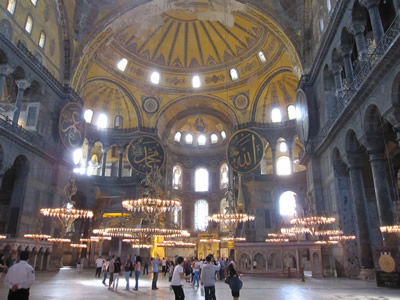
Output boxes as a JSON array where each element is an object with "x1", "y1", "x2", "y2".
[
  {"x1": 227, "y1": 129, "x2": 263, "y2": 173},
  {"x1": 59, "y1": 102, "x2": 86, "y2": 151},
  {"x1": 127, "y1": 136, "x2": 165, "y2": 174}
]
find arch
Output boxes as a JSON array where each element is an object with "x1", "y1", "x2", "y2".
[
  {"x1": 172, "y1": 165, "x2": 183, "y2": 190},
  {"x1": 277, "y1": 156, "x2": 291, "y2": 175},
  {"x1": 219, "y1": 163, "x2": 229, "y2": 189},
  {"x1": 24, "y1": 15, "x2": 34, "y2": 34},
  {"x1": 283, "y1": 252, "x2": 297, "y2": 269},
  {"x1": 195, "y1": 167, "x2": 209, "y2": 192},
  {"x1": 332, "y1": 148, "x2": 347, "y2": 176},
  {"x1": 345, "y1": 129, "x2": 362, "y2": 153},
  {"x1": 267, "y1": 251, "x2": 281, "y2": 271},
  {"x1": 23, "y1": 80, "x2": 41, "y2": 102},
  {"x1": 0, "y1": 19, "x2": 13, "y2": 40},
  {"x1": 253, "y1": 253, "x2": 266, "y2": 271},
  {"x1": 363, "y1": 105, "x2": 382, "y2": 135},
  {"x1": 194, "y1": 199, "x2": 208, "y2": 231},
  {"x1": 279, "y1": 191, "x2": 297, "y2": 216},
  {"x1": 238, "y1": 253, "x2": 252, "y2": 272},
  {"x1": 352, "y1": 1, "x2": 368, "y2": 25},
  {"x1": 114, "y1": 115, "x2": 123, "y2": 129},
  {"x1": 6, "y1": 0, "x2": 16, "y2": 15}
]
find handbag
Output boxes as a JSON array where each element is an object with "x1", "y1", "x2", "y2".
[
  {"x1": 200, "y1": 286, "x2": 205, "y2": 296},
  {"x1": 224, "y1": 276, "x2": 231, "y2": 284},
  {"x1": 229, "y1": 276, "x2": 243, "y2": 291}
]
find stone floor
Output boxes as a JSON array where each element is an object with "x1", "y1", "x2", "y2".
[{"x1": 1, "y1": 267, "x2": 399, "y2": 299}]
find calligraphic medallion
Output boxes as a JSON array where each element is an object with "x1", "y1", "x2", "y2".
[
  {"x1": 227, "y1": 129, "x2": 264, "y2": 173},
  {"x1": 59, "y1": 102, "x2": 86, "y2": 151},
  {"x1": 127, "y1": 135, "x2": 165, "y2": 174},
  {"x1": 379, "y1": 254, "x2": 396, "y2": 273}
]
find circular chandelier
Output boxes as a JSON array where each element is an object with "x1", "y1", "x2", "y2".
[
  {"x1": 221, "y1": 237, "x2": 246, "y2": 242},
  {"x1": 314, "y1": 240, "x2": 338, "y2": 245},
  {"x1": 200, "y1": 239, "x2": 221, "y2": 243},
  {"x1": 156, "y1": 241, "x2": 196, "y2": 248},
  {"x1": 24, "y1": 234, "x2": 51, "y2": 244},
  {"x1": 0, "y1": 235, "x2": 6, "y2": 239},
  {"x1": 265, "y1": 238, "x2": 289, "y2": 246},
  {"x1": 70, "y1": 243, "x2": 87, "y2": 248},
  {"x1": 329, "y1": 235, "x2": 356, "y2": 241},
  {"x1": 48, "y1": 238, "x2": 71, "y2": 243},
  {"x1": 380, "y1": 225, "x2": 400, "y2": 233}
]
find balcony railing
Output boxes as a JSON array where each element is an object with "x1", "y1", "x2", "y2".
[{"x1": 314, "y1": 15, "x2": 400, "y2": 148}]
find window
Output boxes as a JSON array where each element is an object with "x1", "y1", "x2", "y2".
[
  {"x1": 38, "y1": 31, "x2": 46, "y2": 48},
  {"x1": 287, "y1": 105, "x2": 296, "y2": 120},
  {"x1": 117, "y1": 58, "x2": 128, "y2": 72},
  {"x1": 230, "y1": 68, "x2": 239, "y2": 81},
  {"x1": 25, "y1": 15, "x2": 33, "y2": 34},
  {"x1": 172, "y1": 165, "x2": 183, "y2": 190},
  {"x1": 220, "y1": 198, "x2": 229, "y2": 231},
  {"x1": 277, "y1": 156, "x2": 291, "y2": 176},
  {"x1": 97, "y1": 113, "x2": 108, "y2": 128},
  {"x1": 26, "y1": 106, "x2": 38, "y2": 126},
  {"x1": 279, "y1": 191, "x2": 296, "y2": 216},
  {"x1": 7, "y1": 0, "x2": 16, "y2": 15},
  {"x1": 258, "y1": 51, "x2": 267, "y2": 63},
  {"x1": 173, "y1": 208, "x2": 179, "y2": 224},
  {"x1": 174, "y1": 132, "x2": 182, "y2": 142},
  {"x1": 114, "y1": 115, "x2": 123, "y2": 129},
  {"x1": 192, "y1": 75, "x2": 201, "y2": 88},
  {"x1": 221, "y1": 131, "x2": 227, "y2": 140},
  {"x1": 84, "y1": 109, "x2": 93, "y2": 123},
  {"x1": 327, "y1": 0, "x2": 331, "y2": 12},
  {"x1": 320, "y1": 19, "x2": 324, "y2": 32},
  {"x1": 211, "y1": 133, "x2": 218, "y2": 144},
  {"x1": 31, "y1": 0, "x2": 37, "y2": 6},
  {"x1": 271, "y1": 108, "x2": 282, "y2": 122},
  {"x1": 220, "y1": 163, "x2": 229, "y2": 189},
  {"x1": 150, "y1": 71, "x2": 160, "y2": 84},
  {"x1": 279, "y1": 142, "x2": 287, "y2": 153},
  {"x1": 194, "y1": 200, "x2": 208, "y2": 231},
  {"x1": 198, "y1": 135, "x2": 206, "y2": 146},
  {"x1": 195, "y1": 168, "x2": 209, "y2": 192},
  {"x1": 73, "y1": 149, "x2": 83, "y2": 165},
  {"x1": 185, "y1": 133, "x2": 193, "y2": 144}
]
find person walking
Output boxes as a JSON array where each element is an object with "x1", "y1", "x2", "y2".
[
  {"x1": 124, "y1": 255, "x2": 132, "y2": 291},
  {"x1": 151, "y1": 256, "x2": 160, "y2": 290},
  {"x1": 101, "y1": 259, "x2": 108, "y2": 284},
  {"x1": 192, "y1": 258, "x2": 201, "y2": 287},
  {"x1": 200, "y1": 255, "x2": 221, "y2": 300},
  {"x1": 108, "y1": 255, "x2": 115, "y2": 290},
  {"x1": 95, "y1": 256, "x2": 103, "y2": 277},
  {"x1": 171, "y1": 256, "x2": 191, "y2": 300},
  {"x1": 133, "y1": 256, "x2": 141, "y2": 291},
  {"x1": 161, "y1": 257, "x2": 167, "y2": 276},
  {"x1": 4, "y1": 251, "x2": 35, "y2": 300},
  {"x1": 112, "y1": 257, "x2": 121, "y2": 291},
  {"x1": 143, "y1": 258, "x2": 149, "y2": 275},
  {"x1": 226, "y1": 259, "x2": 242, "y2": 300}
]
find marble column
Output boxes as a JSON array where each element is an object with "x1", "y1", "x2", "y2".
[
  {"x1": 85, "y1": 142, "x2": 93, "y2": 175},
  {"x1": 347, "y1": 154, "x2": 374, "y2": 268},
  {"x1": 340, "y1": 45, "x2": 355, "y2": 84},
  {"x1": 118, "y1": 148, "x2": 124, "y2": 178},
  {"x1": 0, "y1": 64, "x2": 13, "y2": 99},
  {"x1": 364, "y1": 135, "x2": 396, "y2": 246},
  {"x1": 101, "y1": 148, "x2": 108, "y2": 177},
  {"x1": 287, "y1": 139, "x2": 294, "y2": 174},
  {"x1": 12, "y1": 79, "x2": 30, "y2": 127},
  {"x1": 117, "y1": 238, "x2": 122, "y2": 257},
  {"x1": 39, "y1": 253, "x2": 45, "y2": 270},
  {"x1": 384, "y1": 108, "x2": 400, "y2": 147},
  {"x1": 331, "y1": 63, "x2": 344, "y2": 93},
  {"x1": 98, "y1": 241, "x2": 103, "y2": 257},
  {"x1": 270, "y1": 143, "x2": 277, "y2": 175},
  {"x1": 350, "y1": 23, "x2": 369, "y2": 62},
  {"x1": 360, "y1": 0, "x2": 385, "y2": 44}
]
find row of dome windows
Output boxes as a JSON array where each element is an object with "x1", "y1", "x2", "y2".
[
  {"x1": 6, "y1": 0, "x2": 46, "y2": 49},
  {"x1": 116, "y1": 51, "x2": 267, "y2": 88},
  {"x1": 173, "y1": 131, "x2": 227, "y2": 146}
]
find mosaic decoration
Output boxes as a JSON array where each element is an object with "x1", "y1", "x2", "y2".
[
  {"x1": 127, "y1": 135, "x2": 165, "y2": 174},
  {"x1": 205, "y1": 74, "x2": 225, "y2": 84},
  {"x1": 227, "y1": 129, "x2": 264, "y2": 173},
  {"x1": 58, "y1": 102, "x2": 86, "y2": 151},
  {"x1": 142, "y1": 97, "x2": 159, "y2": 114},
  {"x1": 232, "y1": 92, "x2": 249, "y2": 111}
]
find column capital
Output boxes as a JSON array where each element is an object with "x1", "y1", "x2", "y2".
[
  {"x1": 15, "y1": 79, "x2": 31, "y2": 90},
  {"x1": 359, "y1": 0, "x2": 380, "y2": 9},
  {"x1": 0, "y1": 64, "x2": 14, "y2": 76},
  {"x1": 345, "y1": 152, "x2": 364, "y2": 169},
  {"x1": 361, "y1": 134, "x2": 385, "y2": 154},
  {"x1": 350, "y1": 23, "x2": 366, "y2": 35},
  {"x1": 117, "y1": 146, "x2": 125, "y2": 154},
  {"x1": 339, "y1": 44, "x2": 353, "y2": 57},
  {"x1": 331, "y1": 62, "x2": 343, "y2": 74}
]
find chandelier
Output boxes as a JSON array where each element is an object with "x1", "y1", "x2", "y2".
[
  {"x1": 48, "y1": 238, "x2": 71, "y2": 243},
  {"x1": 209, "y1": 186, "x2": 255, "y2": 237},
  {"x1": 380, "y1": 225, "x2": 400, "y2": 233},
  {"x1": 122, "y1": 166, "x2": 181, "y2": 224},
  {"x1": 70, "y1": 243, "x2": 87, "y2": 248},
  {"x1": 156, "y1": 241, "x2": 196, "y2": 247},
  {"x1": 24, "y1": 234, "x2": 51, "y2": 244},
  {"x1": 329, "y1": 235, "x2": 356, "y2": 242},
  {"x1": 0, "y1": 235, "x2": 6, "y2": 239},
  {"x1": 222, "y1": 237, "x2": 246, "y2": 242},
  {"x1": 200, "y1": 239, "x2": 221, "y2": 243},
  {"x1": 40, "y1": 179, "x2": 93, "y2": 235}
]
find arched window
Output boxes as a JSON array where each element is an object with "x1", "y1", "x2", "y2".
[
  {"x1": 258, "y1": 51, "x2": 267, "y2": 63},
  {"x1": 277, "y1": 156, "x2": 291, "y2": 176},
  {"x1": 84, "y1": 109, "x2": 93, "y2": 123},
  {"x1": 220, "y1": 163, "x2": 229, "y2": 189},
  {"x1": 173, "y1": 207, "x2": 179, "y2": 224},
  {"x1": 150, "y1": 71, "x2": 160, "y2": 84},
  {"x1": 25, "y1": 15, "x2": 33, "y2": 34},
  {"x1": 38, "y1": 31, "x2": 46, "y2": 48},
  {"x1": 220, "y1": 198, "x2": 229, "y2": 231},
  {"x1": 198, "y1": 135, "x2": 206, "y2": 146},
  {"x1": 117, "y1": 58, "x2": 128, "y2": 72},
  {"x1": 194, "y1": 200, "x2": 208, "y2": 231},
  {"x1": 174, "y1": 132, "x2": 182, "y2": 142},
  {"x1": 230, "y1": 68, "x2": 239, "y2": 81},
  {"x1": 31, "y1": 0, "x2": 37, "y2": 6},
  {"x1": 7, "y1": 0, "x2": 16, "y2": 15},
  {"x1": 320, "y1": 19, "x2": 324, "y2": 32},
  {"x1": 73, "y1": 149, "x2": 83, "y2": 165},
  {"x1": 279, "y1": 191, "x2": 296, "y2": 216},
  {"x1": 172, "y1": 165, "x2": 183, "y2": 190},
  {"x1": 97, "y1": 113, "x2": 108, "y2": 128},
  {"x1": 287, "y1": 105, "x2": 296, "y2": 120},
  {"x1": 192, "y1": 75, "x2": 201, "y2": 88},
  {"x1": 211, "y1": 133, "x2": 218, "y2": 144},
  {"x1": 114, "y1": 115, "x2": 123, "y2": 129},
  {"x1": 271, "y1": 108, "x2": 282, "y2": 123},
  {"x1": 279, "y1": 141, "x2": 287, "y2": 153},
  {"x1": 185, "y1": 133, "x2": 193, "y2": 144},
  {"x1": 327, "y1": 0, "x2": 331, "y2": 12},
  {"x1": 195, "y1": 168, "x2": 208, "y2": 192},
  {"x1": 221, "y1": 131, "x2": 227, "y2": 140}
]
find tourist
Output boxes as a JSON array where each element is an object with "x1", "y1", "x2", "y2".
[
  {"x1": 226, "y1": 259, "x2": 242, "y2": 300},
  {"x1": 162, "y1": 257, "x2": 167, "y2": 276},
  {"x1": 0, "y1": 254, "x2": 6, "y2": 279},
  {"x1": 168, "y1": 261, "x2": 175, "y2": 282},
  {"x1": 95, "y1": 256, "x2": 103, "y2": 277},
  {"x1": 4, "y1": 250, "x2": 35, "y2": 300},
  {"x1": 200, "y1": 255, "x2": 221, "y2": 300},
  {"x1": 151, "y1": 256, "x2": 160, "y2": 290},
  {"x1": 192, "y1": 258, "x2": 201, "y2": 287},
  {"x1": 253, "y1": 260, "x2": 257, "y2": 270},
  {"x1": 171, "y1": 256, "x2": 191, "y2": 300},
  {"x1": 124, "y1": 255, "x2": 132, "y2": 291},
  {"x1": 108, "y1": 255, "x2": 115, "y2": 289},
  {"x1": 143, "y1": 258, "x2": 149, "y2": 275},
  {"x1": 112, "y1": 257, "x2": 121, "y2": 290},
  {"x1": 101, "y1": 259, "x2": 108, "y2": 284},
  {"x1": 133, "y1": 255, "x2": 141, "y2": 291}
]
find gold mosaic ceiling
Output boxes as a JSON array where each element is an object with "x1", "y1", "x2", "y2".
[{"x1": 73, "y1": 0, "x2": 302, "y2": 133}]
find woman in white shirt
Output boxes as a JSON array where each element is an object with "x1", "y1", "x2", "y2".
[{"x1": 171, "y1": 256, "x2": 190, "y2": 300}]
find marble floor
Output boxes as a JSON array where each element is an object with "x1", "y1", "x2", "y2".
[{"x1": 1, "y1": 267, "x2": 399, "y2": 300}]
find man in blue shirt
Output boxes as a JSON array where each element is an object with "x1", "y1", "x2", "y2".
[{"x1": 151, "y1": 256, "x2": 160, "y2": 290}]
